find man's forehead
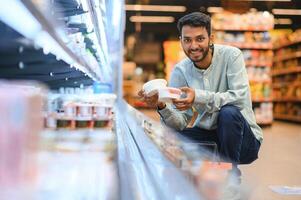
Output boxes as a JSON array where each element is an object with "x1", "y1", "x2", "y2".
[{"x1": 181, "y1": 26, "x2": 208, "y2": 36}]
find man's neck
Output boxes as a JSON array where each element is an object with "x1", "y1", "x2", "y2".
[{"x1": 194, "y1": 48, "x2": 213, "y2": 69}]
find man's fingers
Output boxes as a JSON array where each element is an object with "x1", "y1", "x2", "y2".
[
  {"x1": 179, "y1": 87, "x2": 190, "y2": 92},
  {"x1": 173, "y1": 98, "x2": 187, "y2": 104},
  {"x1": 138, "y1": 90, "x2": 145, "y2": 97},
  {"x1": 176, "y1": 106, "x2": 189, "y2": 111}
]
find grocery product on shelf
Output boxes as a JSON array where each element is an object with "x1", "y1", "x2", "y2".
[
  {"x1": 273, "y1": 29, "x2": 301, "y2": 49},
  {"x1": 211, "y1": 11, "x2": 274, "y2": 31},
  {"x1": 273, "y1": 30, "x2": 301, "y2": 122},
  {"x1": 37, "y1": 129, "x2": 118, "y2": 200},
  {"x1": 0, "y1": 81, "x2": 119, "y2": 199},
  {"x1": 214, "y1": 31, "x2": 272, "y2": 49},
  {"x1": 0, "y1": 81, "x2": 45, "y2": 199},
  {"x1": 45, "y1": 93, "x2": 116, "y2": 130}
]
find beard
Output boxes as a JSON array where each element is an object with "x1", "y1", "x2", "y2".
[{"x1": 184, "y1": 44, "x2": 210, "y2": 63}]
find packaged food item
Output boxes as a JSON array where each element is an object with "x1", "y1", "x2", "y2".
[
  {"x1": 158, "y1": 87, "x2": 182, "y2": 102},
  {"x1": 0, "y1": 81, "x2": 45, "y2": 199},
  {"x1": 142, "y1": 79, "x2": 167, "y2": 96}
]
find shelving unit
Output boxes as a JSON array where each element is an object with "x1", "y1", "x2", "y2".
[
  {"x1": 212, "y1": 11, "x2": 274, "y2": 125},
  {"x1": 272, "y1": 30, "x2": 301, "y2": 123}
]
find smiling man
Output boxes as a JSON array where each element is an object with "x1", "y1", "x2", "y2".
[{"x1": 138, "y1": 12, "x2": 262, "y2": 178}]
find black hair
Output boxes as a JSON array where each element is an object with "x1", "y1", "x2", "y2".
[{"x1": 177, "y1": 12, "x2": 211, "y2": 36}]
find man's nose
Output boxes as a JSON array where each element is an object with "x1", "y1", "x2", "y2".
[{"x1": 190, "y1": 40, "x2": 198, "y2": 49}]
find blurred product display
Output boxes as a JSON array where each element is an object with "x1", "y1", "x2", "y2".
[
  {"x1": 212, "y1": 11, "x2": 274, "y2": 125},
  {"x1": 211, "y1": 11, "x2": 274, "y2": 31},
  {"x1": 0, "y1": 81, "x2": 44, "y2": 199},
  {"x1": 45, "y1": 93, "x2": 116, "y2": 129},
  {"x1": 273, "y1": 29, "x2": 301, "y2": 122}
]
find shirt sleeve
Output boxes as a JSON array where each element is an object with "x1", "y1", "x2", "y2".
[
  {"x1": 157, "y1": 67, "x2": 193, "y2": 131},
  {"x1": 194, "y1": 50, "x2": 251, "y2": 113}
]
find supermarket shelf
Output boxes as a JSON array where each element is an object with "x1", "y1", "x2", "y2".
[
  {"x1": 273, "y1": 81, "x2": 301, "y2": 88},
  {"x1": 273, "y1": 98, "x2": 301, "y2": 102},
  {"x1": 273, "y1": 51, "x2": 301, "y2": 63},
  {"x1": 274, "y1": 114, "x2": 301, "y2": 123},
  {"x1": 257, "y1": 121, "x2": 273, "y2": 125},
  {"x1": 252, "y1": 98, "x2": 273, "y2": 103},
  {"x1": 245, "y1": 60, "x2": 273, "y2": 67},
  {"x1": 213, "y1": 26, "x2": 272, "y2": 32},
  {"x1": 273, "y1": 37, "x2": 301, "y2": 50},
  {"x1": 217, "y1": 42, "x2": 272, "y2": 50},
  {"x1": 250, "y1": 79, "x2": 272, "y2": 84},
  {"x1": 272, "y1": 67, "x2": 301, "y2": 76}
]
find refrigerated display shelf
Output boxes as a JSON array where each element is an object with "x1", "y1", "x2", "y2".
[
  {"x1": 115, "y1": 102, "x2": 202, "y2": 200},
  {"x1": 0, "y1": 0, "x2": 102, "y2": 81},
  {"x1": 272, "y1": 67, "x2": 301, "y2": 76},
  {"x1": 273, "y1": 51, "x2": 301, "y2": 63},
  {"x1": 274, "y1": 114, "x2": 301, "y2": 123}
]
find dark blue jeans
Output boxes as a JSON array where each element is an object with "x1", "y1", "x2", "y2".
[{"x1": 179, "y1": 105, "x2": 261, "y2": 165}]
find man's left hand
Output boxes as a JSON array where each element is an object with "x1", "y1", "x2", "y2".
[{"x1": 173, "y1": 87, "x2": 195, "y2": 111}]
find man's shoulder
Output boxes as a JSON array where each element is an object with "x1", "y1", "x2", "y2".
[
  {"x1": 215, "y1": 44, "x2": 241, "y2": 56},
  {"x1": 174, "y1": 57, "x2": 192, "y2": 69}
]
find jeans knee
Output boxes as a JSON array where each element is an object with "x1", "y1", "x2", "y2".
[{"x1": 218, "y1": 105, "x2": 241, "y2": 124}]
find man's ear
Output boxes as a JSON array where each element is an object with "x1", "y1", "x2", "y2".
[{"x1": 210, "y1": 34, "x2": 214, "y2": 43}]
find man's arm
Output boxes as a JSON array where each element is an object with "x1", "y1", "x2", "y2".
[
  {"x1": 157, "y1": 67, "x2": 193, "y2": 131},
  {"x1": 194, "y1": 51, "x2": 251, "y2": 113}
]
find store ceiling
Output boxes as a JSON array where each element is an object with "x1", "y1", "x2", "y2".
[{"x1": 125, "y1": 0, "x2": 301, "y2": 38}]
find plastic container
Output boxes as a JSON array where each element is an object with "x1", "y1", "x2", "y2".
[
  {"x1": 142, "y1": 79, "x2": 167, "y2": 96},
  {"x1": 158, "y1": 87, "x2": 181, "y2": 102}
]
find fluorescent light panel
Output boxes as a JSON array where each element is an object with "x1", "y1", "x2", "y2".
[
  {"x1": 207, "y1": 7, "x2": 224, "y2": 13},
  {"x1": 130, "y1": 16, "x2": 175, "y2": 23},
  {"x1": 273, "y1": 9, "x2": 301, "y2": 15},
  {"x1": 274, "y1": 18, "x2": 292, "y2": 24},
  {"x1": 126, "y1": 4, "x2": 186, "y2": 12},
  {"x1": 233, "y1": 0, "x2": 291, "y2": 1}
]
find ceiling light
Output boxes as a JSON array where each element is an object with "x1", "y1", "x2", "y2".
[
  {"x1": 207, "y1": 7, "x2": 224, "y2": 13},
  {"x1": 274, "y1": 18, "x2": 292, "y2": 24},
  {"x1": 126, "y1": 4, "x2": 186, "y2": 12},
  {"x1": 130, "y1": 16, "x2": 175, "y2": 23},
  {"x1": 233, "y1": 0, "x2": 291, "y2": 2},
  {"x1": 272, "y1": 9, "x2": 301, "y2": 15}
]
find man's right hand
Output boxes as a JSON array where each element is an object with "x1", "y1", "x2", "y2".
[{"x1": 138, "y1": 90, "x2": 166, "y2": 109}]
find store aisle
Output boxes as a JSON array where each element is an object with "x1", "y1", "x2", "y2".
[
  {"x1": 241, "y1": 121, "x2": 301, "y2": 200},
  {"x1": 140, "y1": 109, "x2": 301, "y2": 200}
]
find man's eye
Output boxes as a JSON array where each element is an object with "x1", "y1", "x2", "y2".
[
  {"x1": 197, "y1": 38, "x2": 205, "y2": 42},
  {"x1": 184, "y1": 39, "x2": 191, "y2": 43}
]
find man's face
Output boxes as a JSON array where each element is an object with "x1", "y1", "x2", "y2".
[{"x1": 180, "y1": 25, "x2": 211, "y2": 63}]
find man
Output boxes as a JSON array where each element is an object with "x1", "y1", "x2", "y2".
[{"x1": 138, "y1": 12, "x2": 262, "y2": 171}]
